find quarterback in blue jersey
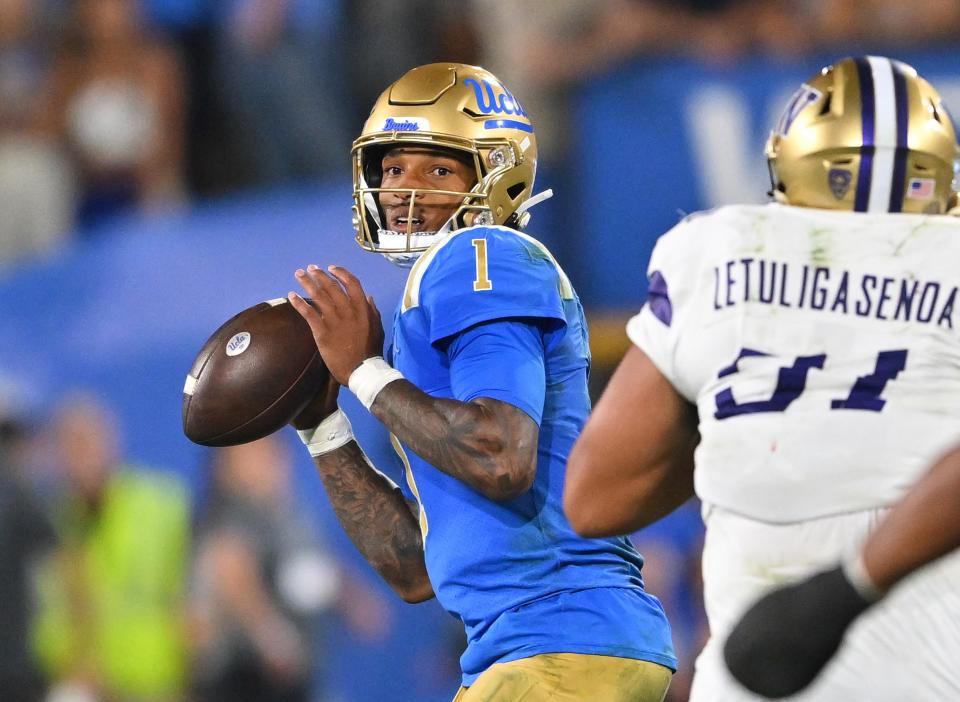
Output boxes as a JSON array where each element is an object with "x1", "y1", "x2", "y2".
[{"x1": 287, "y1": 63, "x2": 676, "y2": 701}]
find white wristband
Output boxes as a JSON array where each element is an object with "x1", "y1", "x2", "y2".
[
  {"x1": 348, "y1": 356, "x2": 404, "y2": 410},
  {"x1": 297, "y1": 409, "x2": 354, "y2": 457},
  {"x1": 842, "y1": 552, "x2": 884, "y2": 602}
]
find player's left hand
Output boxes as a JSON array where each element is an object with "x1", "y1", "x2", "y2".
[
  {"x1": 289, "y1": 264, "x2": 384, "y2": 385},
  {"x1": 723, "y1": 565, "x2": 875, "y2": 698}
]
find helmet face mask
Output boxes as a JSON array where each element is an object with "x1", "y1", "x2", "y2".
[
  {"x1": 767, "y1": 56, "x2": 960, "y2": 215},
  {"x1": 352, "y1": 63, "x2": 538, "y2": 261}
]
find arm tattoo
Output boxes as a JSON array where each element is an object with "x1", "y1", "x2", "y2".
[
  {"x1": 372, "y1": 380, "x2": 538, "y2": 499},
  {"x1": 313, "y1": 441, "x2": 431, "y2": 599}
]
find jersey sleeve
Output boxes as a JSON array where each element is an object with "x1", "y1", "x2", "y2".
[
  {"x1": 626, "y1": 216, "x2": 706, "y2": 402},
  {"x1": 444, "y1": 318, "x2": 547, "y2": 424},
  {"x1": 419, "y1": 228, "x2": 567, "y2": 345}
]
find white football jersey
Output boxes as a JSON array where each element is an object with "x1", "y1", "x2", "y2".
[{"x1": 629, "y1": 202, "x2": 960, "y2": 522}]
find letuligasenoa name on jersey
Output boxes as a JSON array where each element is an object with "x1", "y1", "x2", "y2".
[{"x1": 712, "y1": 258, "x2": 957, "y2": 328}]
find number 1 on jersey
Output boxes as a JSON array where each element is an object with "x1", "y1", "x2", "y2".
[{"x1": 472, "y1": 238, "x2": 493, "y2": 291}]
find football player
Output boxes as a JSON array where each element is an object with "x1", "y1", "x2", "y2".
[
  {"x1": 287, "y1": 64, "x2": 677, "y2": 701},
  {"x1": 725, "y1": 441, "x2": 960, "y2": 697},
  {"x1": 563, "y1": 56, "x2": 960, "y2": 701}
]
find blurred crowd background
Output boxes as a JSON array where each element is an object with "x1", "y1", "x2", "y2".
[{"x1": 2, "y1": 1, "x2": 960, "y2": 701}]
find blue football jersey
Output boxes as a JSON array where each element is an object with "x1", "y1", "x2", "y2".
[{"x1": 386, "y1": 225, "x2": 676, "y2": 684}]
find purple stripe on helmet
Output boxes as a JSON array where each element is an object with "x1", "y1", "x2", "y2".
[
  {"x1": 888, "y1": 63, "x2": 910, "y2": 212},
  {"x1": 854, "y1": 57, "x2": 876, "y2": 212},
  {"x1": 647, "y1": 270, "x2": 673, "y2": 327}
]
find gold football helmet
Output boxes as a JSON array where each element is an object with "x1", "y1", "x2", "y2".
[
  {"x1": 352, "y1": 63, "x2": 544, "y2": 264},
  {"x1": 767, "y1": 56, "x2": 959, "y2": 214}
]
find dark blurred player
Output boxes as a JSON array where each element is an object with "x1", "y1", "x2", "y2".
[
  {"x1": 287, "y1": 63, "x2": 676, "y2": 701},
  {"x1": 0, "y1": 390, "x2": 56, "y2": 702},
  {"x1": 564, "y1": 56, "x2": 960, "y2": 700},
  {"x1": 190, "y1": 434, "x2": 390, "y2": 702}
]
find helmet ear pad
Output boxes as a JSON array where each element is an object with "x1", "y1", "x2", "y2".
[
  {"x1": 359, "y1": 145, "x2": 388, "y2": 245},
  {"x1": 362, "y1": 145, "x2": 388, "y2": 190}
]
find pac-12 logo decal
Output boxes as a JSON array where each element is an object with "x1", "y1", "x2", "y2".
[
  {"x1": 774, "y1": 84, "x2": 822, "y2": 136},
  {"x1": 463, "y1": 78, "x2": 533, "y2": 132},
  {"x1": 226, "y1": 332, "x2": 251, "y2": 356},
  {"x1": 828, "y1": 168, "x2": 852, "y2": 199}
]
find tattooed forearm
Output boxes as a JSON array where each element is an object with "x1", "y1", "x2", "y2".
[
  {"x1": 371, "y1": 380, "x2": 538, "y2": 500},
  {"x1": 313, "y1": 441, "x2": 432, "y2": 603}
]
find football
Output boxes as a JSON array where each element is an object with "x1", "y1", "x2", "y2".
[{"x1": 182, "y1": 298, "x2": 328, "y2": 446}]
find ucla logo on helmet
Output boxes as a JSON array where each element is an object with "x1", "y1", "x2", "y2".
[
  {"x1": 775, "y1": 84, "x2": 822, "y2": 136},
  {"x1": 464, "y1": 78, "x2": 528, "y2": 118},
  {"x1": 463, "y1": 78, "x2": 533, "y2": 132}
]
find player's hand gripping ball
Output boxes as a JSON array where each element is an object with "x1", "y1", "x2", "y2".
[{"x1": 182, "y1": 298, "x2": 328, "y2": 446}]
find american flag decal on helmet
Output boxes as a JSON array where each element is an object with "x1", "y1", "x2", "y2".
[{"x1": 907, "y1": 178, "x2": 935, "y2": 199}]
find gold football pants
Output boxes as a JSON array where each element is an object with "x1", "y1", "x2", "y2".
[{"x1": 452, "y1": 653, "x2": 672, "y2": 702}]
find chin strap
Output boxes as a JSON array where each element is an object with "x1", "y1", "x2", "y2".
[
  {"x1": 769, "y1": 188, "x2": 789, "y2": 205},
  {"x1": 516, "y1": 189, "x2": 553, "y2": 217},
  {"x1": 509, "y1": 189, "x2": 554, "y2": 230},
  {"x1": 381, "y1": 252, "x2": 420, "y2": 268},
  {"x1": 946, "y1": 191, "x2": 960, "y2": 215}
]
